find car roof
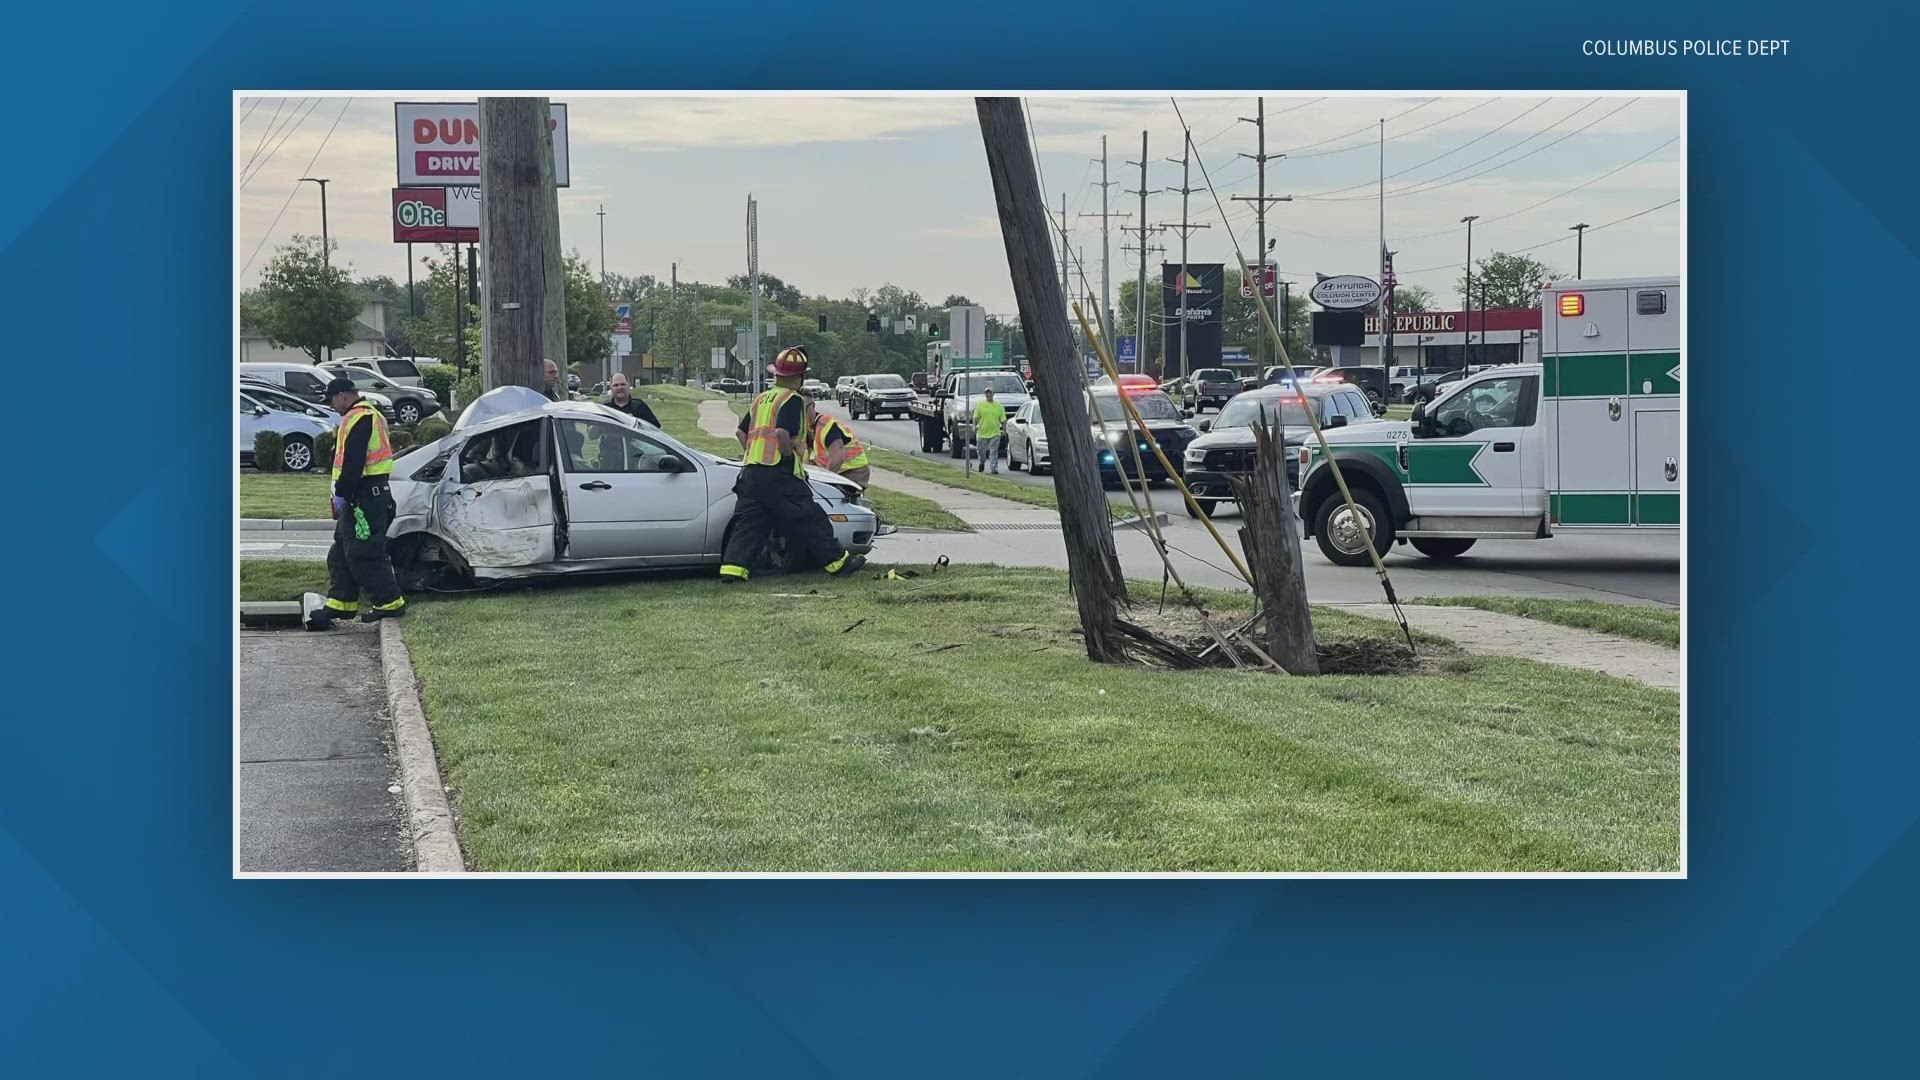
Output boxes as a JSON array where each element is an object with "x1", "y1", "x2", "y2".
[{"x1": 1239, "y1": 382, "x2": 1346, "y2": 399}]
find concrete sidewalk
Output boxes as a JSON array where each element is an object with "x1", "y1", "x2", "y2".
[
  {"x1": 1341, "y1": 603, "x2": 1680, "y2": 689},
  {"x1": 239, "y1": 627, "x2": 409, "y2": 872},
  {"x1": 696, "y1": 399, "x2": 1059, "y2": 528},
  {"x1": 241, "y1": 518, "x2": 332, "y2": 531}
]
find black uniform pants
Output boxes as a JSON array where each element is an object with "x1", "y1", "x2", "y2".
[
  {"x1": 720, "y1": 466, "x2": 849, "y2": 577},
  {"x1": 326, "y1": 479, "x2": 401, "y2": 609}
]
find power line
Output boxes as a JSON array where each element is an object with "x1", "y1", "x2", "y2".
[
  {"x1": 1309, "y1": 97, "x2": 1640, "y2": 203},
  {"x1": 1392, "y1": 135, "x2": 1679, "y2": 241},
  {"x1": 1205, "y1": 97, "x2": 1454, "y2": 196},
  {"x1": 240, "y1": 96, "x2": 323, "y2": 188},
  {"x1": 241, "y1": 98, "x2": 353, "y2": 275},
  {"x1": 1288, "y1": 97, "x2": 1498, "y2": 159},
  {"x1": 1290, "y1": 98, "x2": 1554, "y2": 199},
  {"x1": 1395, "y1": 198, "x2": 1679, "y2": 275},
  {"x1": 242, "y1": 98, "x2": 287, "y2": 175}
]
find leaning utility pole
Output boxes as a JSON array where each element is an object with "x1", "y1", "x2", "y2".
[
  {"x1": 478, "y1": 97, "x2": 555, "y2": 392},
  {"x1": 1164, "y1": 129, "x2": 1210, "y2": 382},
  {"x1": 976, "y1": 97, "x2": 1129, "y2": 661},
  {"x1": 1080, "y1": 136, "x2": 1122, "y2": 344},
  {"x1": 1123, "y1": 131, "x2": 1160, "y2": 374},
  {"x1": 540, "y1": 107, "x2": 567, "y2": 377},
  {"x1": 1232, "y1": 99, "x2": 1292, "y2": 371}
]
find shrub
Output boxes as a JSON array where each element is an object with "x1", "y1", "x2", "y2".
[
  {"x1": 253, "y1": 431, "x2": 285, "y2": 472},
  {"x1": 419, "y1": 363, "x2": 459, "y2": 404},
  {"x1": 390, "y1": 429, "x2": 417, "y2": 453},
  {"x1": 454, "y1": 372, "x2": 483, "y2": 411},
  {"x1": 415, "y1": 417, "x2": 453, "y2": 445},
  {"x1": 314, "y1": 429, "x2": 336, "y2": 470}
]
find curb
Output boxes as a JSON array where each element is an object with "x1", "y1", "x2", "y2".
[
  {"x1": 1115, "y1": 512, "x2": 1173, "y2": 531},
  {"x1": 377, "y1": 620, "x2": 466, "y2": 873},
  {"x1": 241, "y1": 519, "x2": 332, "y2": 531}
]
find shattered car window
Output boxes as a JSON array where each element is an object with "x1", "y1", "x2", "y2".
[{"x1": 458, "y1": 419, "x2": 547, "y2": 482}]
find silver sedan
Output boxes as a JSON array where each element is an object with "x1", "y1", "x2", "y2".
[{"x1": 384, "y1": 394, "x2": 878, "y2": 585}]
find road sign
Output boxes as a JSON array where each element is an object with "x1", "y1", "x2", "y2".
[
  {"x1": 1117, "y1": 335, "x2": 1138, "y2": 363},
  {"x1": 1310, "y1": 275, "x2": 1382, "y2": 310},
  {"x1": 710, "y1": 348, "x2": 727, "y2": 370}
]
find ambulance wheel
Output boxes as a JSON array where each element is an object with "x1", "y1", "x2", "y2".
[
  {"x1": 1314, "y1": 487, "x2": 1393, "y2": 567},
  {"x1": 1410, "y1": 538, "x2": 1476, "y2": 559}
]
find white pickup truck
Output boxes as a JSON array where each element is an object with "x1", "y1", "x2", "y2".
[{"x1": 1297, "y1": 276, "x2": 1679, "y2": 565}]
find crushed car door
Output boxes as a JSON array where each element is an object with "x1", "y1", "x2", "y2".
[{"x1": 434, "y1": 417, "x2": 558, "y2": 570}]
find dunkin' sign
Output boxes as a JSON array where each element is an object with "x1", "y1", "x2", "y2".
[{"x1": 394, "y1": 102, "x2": 570, "y2": 187}]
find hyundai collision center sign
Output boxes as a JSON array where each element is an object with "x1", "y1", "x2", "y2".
[
  {"x1": 395, "y1": 102, "x2": 570, "y2": 187},
  {"x1": 1309, "y1": 274, "x2": 1382, "y2": 310}
]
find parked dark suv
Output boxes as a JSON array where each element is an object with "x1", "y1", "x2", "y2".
[
  {"x1": 1316, "y1": 366, "x2": 1391, "y2": 408},
  {"x1": 1179, "y1": 368, "x2": 1240, "y2": 413}
]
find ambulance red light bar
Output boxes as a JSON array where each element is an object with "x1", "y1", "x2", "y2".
[{"x1": 1559, "y1": 293, "x2": 1585, "y2": 317}]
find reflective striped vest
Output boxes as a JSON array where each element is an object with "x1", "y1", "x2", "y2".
[
  {"x1": 331, "y1": 402, "x2": 394, "y2": 481},
  {"x1": 810, "y1": 415, "x2": 869, "y2": 472},
  {"x1": 743, "y1": 388, "x2": 803, "y2": 476}
]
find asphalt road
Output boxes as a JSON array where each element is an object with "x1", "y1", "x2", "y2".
[{"x1": 816, "y1": 400, "x2": 1681, "y2": 606}]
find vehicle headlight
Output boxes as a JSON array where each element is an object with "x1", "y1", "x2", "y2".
[
  {"x1": 1032, "y1": 439, "x2": 1047, "y2": 452},
  {"x1": 1184, "y1": 447, "x2": 1205, "y2": 463}
]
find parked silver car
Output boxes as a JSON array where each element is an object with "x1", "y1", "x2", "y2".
[
  {"x1": 384, "y1": 390, "x2": 879, "y2": 585},
  {"x1": 239, "y1": 362, "x2": 397, "y2": 421},
  {"x1": 240, "y1": 389, "x2": 336, "y2": 471}
]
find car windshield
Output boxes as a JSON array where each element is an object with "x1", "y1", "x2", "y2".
[
  {"x1": 950, "y1": 373, "x2": 1026, "y2": 395},
  {"x1": 865, "y1": 375, "x2": 908, "y2": 390},
  {"x1": 1212, "y1": 393, "x2": 1314, "y2": 430},
  {"x1": 1089, "y1": 391, "x2": 1182, "y2": 422},
  {"x1": 1194, "y1": 369, "x2": 1232, "y2": 381}
]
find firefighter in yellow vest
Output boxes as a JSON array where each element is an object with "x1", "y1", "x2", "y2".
[
  {"x1": 719, "y1": 347, "x2": 866, "y2": 582},
  {"x1": 805, "y1": 403, "x2": 872, "y2": 492},
  {"x1": 306, "y1": 377, "x2": 405, "y2": 628}
]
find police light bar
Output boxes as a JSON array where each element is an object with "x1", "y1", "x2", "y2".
[{"x1": 1559, "y1": 293, "x2": 1585, "y2": 316}]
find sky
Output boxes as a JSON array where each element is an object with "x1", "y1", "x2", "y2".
[{"x1": 236, "y1": 93, "x2": 1682, "y2": 316}]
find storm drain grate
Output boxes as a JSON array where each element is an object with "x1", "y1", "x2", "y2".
[{"x1": 969, "y1": 522, "x2": 1064, "y2": 531}]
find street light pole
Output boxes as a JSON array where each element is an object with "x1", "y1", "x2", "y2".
[
  {"x1": 1570, "y1": 222, "x2": 1590, "y2": 278},
  {"x1": 1460, "y1": 214, "x2": 1477, "y2": 372},
  {"x1": 300, "y1": 177, "x2": 331, "y2": 359}
]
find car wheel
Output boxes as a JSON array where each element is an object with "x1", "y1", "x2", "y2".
[
  {"x1": 1410, "y1": 537, "x2": 1476, "y2": 559},
  {"x1": 948, "y1": 425, "x2": 962, "y2": 458},
  {"x1": 1187, "y1": 497, "x2": 1218, "y2": 518},
  {"x1": 282, "y1": 434, "x2": 314, "y2": 472},
  {"x1": 1008, "y1": 443, "x2": 1024, "y2": 471},
  {"x1": 396, "y1": 400, "x2": 422, "y2": 425},
  {"x1": 1314, "y1": 486, "x2": 1393, "y2": 567}
]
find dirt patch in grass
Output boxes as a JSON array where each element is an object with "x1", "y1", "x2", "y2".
[{"x1": 1315, "y1": 638, "x2": 1425, "y2": 676}]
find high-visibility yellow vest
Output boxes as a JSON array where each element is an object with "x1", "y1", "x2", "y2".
[
  {"x1": 743, "y1": 388, "x2": 803, "y2": 477},
  {"x1": 331, "y1": 402, "x2": 394, "y2": 481},
  {"x1": 810, "y1": 415, "x2": 869, "y2": 472}
]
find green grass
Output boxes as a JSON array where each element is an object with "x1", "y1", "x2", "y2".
[
  {"x1": 240, "y1": 472, "x2": 330, "y2": 518},
  {"x1": 1412, "y1": 596, "x2": 1681, "y2": 648},
  {"x1": 643, "y1": 385, "x2": 969, "y2": 532},
  {"x1": 865, "y1": 446, "x2": 1140, "y2": 522},
  {"x1": 399, "y1": 564, "x2": 1680, "y2": 872},
  {"x1": 241, "y1": 559, "x2": 331, "y2": 601},
  {"x1": 1385, "y1": 404, "x2": 1414, "y2": 421}
]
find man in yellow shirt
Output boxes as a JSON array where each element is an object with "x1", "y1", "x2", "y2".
[{"x1": 972, "y1": 387, "x2": 1008, "y2": 475}]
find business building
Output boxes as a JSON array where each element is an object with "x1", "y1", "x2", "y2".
[{"x1": 1331, "y1": 308, "x2": 1543, "y2": 371}]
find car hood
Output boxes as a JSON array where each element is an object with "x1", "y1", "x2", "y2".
[{"x1": 1190, "y1": 425, "x2": 1312, "y2": 451}]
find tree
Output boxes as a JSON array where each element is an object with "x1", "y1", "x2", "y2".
[
  {"x1": 254, "y1": 236, "x2": 360, "y2": 362},
  {"x1": 405, "y1": 246, "x2": 481, "y2": 365},
  {"x1": 1459, "y1": 252, "x2": 1559, "y2": 310},
  {"x1": 725, "y1": 272, "x2": 802, "y2": 310},
  {"x1": 1389, "y1": 284, "x2": 1435, "y2": 313},
  {"x1": 603, "y1": 272, "x2": 658, "y2": 303},
  {"x1": 563, "y1": 252, "x2": 616, "y2": 368},
  {"x1": 941, "y1": 294, "x2": 976, "y2": 308}
]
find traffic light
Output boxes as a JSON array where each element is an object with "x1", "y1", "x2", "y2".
[
  {"x1": 817, "y1": 314, "x2": 828, "y2": 332},
  {"x1": 928, "y1": 323, "x2": 941, "y2": 339},
  {"x1": 865, "y1": 314, "x2": 880, "y2": 332}
]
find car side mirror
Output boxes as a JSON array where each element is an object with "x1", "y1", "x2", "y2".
[
  {"x1": 935, "y1": 389, "x2": 951, "y2": 400},
  {"x1": 1409, "y1": 401, "x2": 1427, "y2": 427},
  {"x1": 1195, "y1": 419, "x2": 1212, "y2": 432},
  {"x1": 658, "y1": 454, "x2": 689, "y2": 473},
  {"x1": 1326, "y1": 415, "x2": 1347, "y2": 429},
  {"x1": 251, "y1": 405, "x2": 269, "y2": 417}
]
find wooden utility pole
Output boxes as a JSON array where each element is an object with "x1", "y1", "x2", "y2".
[
  {"x1": 539, "y1": 105, "x2": 568, "y2": 375},
  {"x1": 976, "y1": 97, "x2": 1129, "y2": 661},
  {"x1": 478, "y1": 97, "x2": 553, "y2": 392},
  {"x1": 1228, "y1": 415, "x2": 1319, "y2": 674}
]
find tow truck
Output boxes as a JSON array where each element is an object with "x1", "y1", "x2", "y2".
[
  {"x1": 1296, "y1": 276, "x2": 1679, "y2": 565},
  {"x1": 909, "y1": 342, "x2": 1029, "y2": 455}
]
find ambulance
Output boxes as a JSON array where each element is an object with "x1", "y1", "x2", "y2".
[{"x1": 1296, "y1": 276, "x2": 1679, "y2": 565}]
